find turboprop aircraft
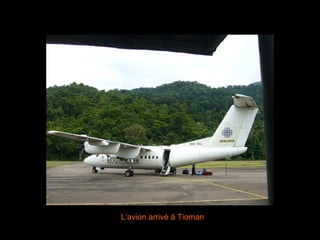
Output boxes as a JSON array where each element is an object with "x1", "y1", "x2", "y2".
[{"x1": 48, "y1": 94, "x2": 258, "y2": 177}]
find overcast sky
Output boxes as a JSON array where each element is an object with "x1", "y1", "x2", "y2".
[{"x1": 46, "y1": 34, "x2": 261, "y2": 91}]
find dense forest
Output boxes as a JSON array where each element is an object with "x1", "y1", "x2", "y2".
[{"x1": 46, "y1": 81, "x2": 265, "y2": 160}]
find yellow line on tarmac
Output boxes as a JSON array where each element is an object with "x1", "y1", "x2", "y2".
[{"x1": 199, "y1": 180, "x2": 267, "y2": 199}]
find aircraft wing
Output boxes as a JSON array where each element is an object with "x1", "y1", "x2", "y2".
[{"x1": 47, "y1": 130, "x2": 151, "y2": 151}]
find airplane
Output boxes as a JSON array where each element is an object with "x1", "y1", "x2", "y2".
[{"x1": 47, "y1": 93, "x2": 258, "y2": 177}]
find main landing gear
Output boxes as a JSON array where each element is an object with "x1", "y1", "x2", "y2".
[
  {"x1": 125, "y1": 161, "x2": 134, "y2": 177},
  {"x1": 125, "y1": 169, "x2": 134, "y2": 177}
]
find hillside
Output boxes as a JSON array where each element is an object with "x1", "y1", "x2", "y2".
[{"x1": 46, "y1": 81, "x2": 265, "y2": 160}]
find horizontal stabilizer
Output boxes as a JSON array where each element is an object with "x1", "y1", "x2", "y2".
[{"x1": 233, "y1": 94, "x2": 257, "y2": 108}]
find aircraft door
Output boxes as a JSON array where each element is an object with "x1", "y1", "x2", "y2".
[{"x1": 163, "y1": 149, "x2": 171, "y2": 168}]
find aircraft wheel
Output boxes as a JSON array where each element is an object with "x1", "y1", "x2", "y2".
[
  {"x1": 125, "y1": 170, "x2": 134, "y2": 177},
  {"x1": 92, "y1": 167, "x2": 97, "y2": 173}
]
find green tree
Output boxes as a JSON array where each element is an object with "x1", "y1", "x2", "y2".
[
  {"x1": 46, "y1": 81, "x2": 265, "y2": 160},
  {"x1": 122, "y1": 124, "x2": 146, "y2": 144}
]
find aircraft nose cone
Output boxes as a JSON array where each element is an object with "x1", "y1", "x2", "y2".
[{"x1": 83, "y1": 156, "x2": 91, "y2": 164}]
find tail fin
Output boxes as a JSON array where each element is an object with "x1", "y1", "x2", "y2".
[{"x1": 209, "y1": 94, "x2": 258, "y2": 147}]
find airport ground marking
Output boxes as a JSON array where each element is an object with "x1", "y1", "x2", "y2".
[
  {"x1": 199, "y1": 180, "x2": 267, "y2": 199},
  {"x1": 163, "y1": 177, "x2": 267, "y2": 199}
]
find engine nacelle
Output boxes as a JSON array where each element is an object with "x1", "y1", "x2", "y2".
[{"x1": 84, "y1": 141, "x2": 120, "y2": 154}]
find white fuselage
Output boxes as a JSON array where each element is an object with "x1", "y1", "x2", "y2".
[{"x1": 83, "y1": 146, "x2": 247, "y2": 169}]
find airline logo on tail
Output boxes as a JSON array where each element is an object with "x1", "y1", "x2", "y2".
[
  {"x1": 220, "y1": 127, "x2": 235, "y2": 143},
  {"x1": 222, "y1": 127, "x2": 233, "y2": 138}
]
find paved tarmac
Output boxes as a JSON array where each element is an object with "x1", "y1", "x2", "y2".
[{"x1": 46, "y1": 162, "x2": 269, "y2": 205}]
